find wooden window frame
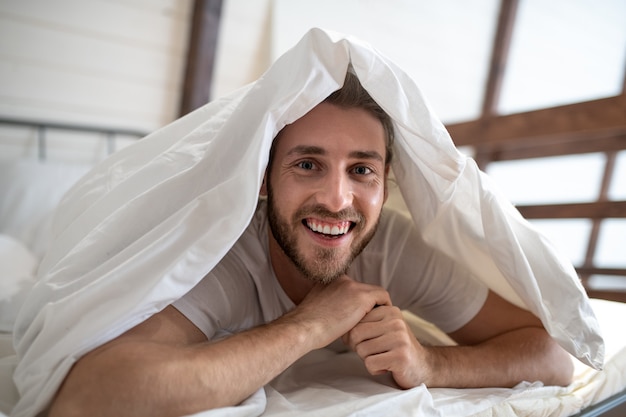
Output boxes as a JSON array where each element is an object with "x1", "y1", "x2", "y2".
[{"x1": 447, "y1": 0, "x2": 626, "y2": 302}]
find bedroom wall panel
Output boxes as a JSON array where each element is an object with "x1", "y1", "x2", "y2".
[
  {"x1": 0, "y1": 0, "x2": 193, "y2": 163},
  {"x1": 1, "y1": 0, "x2": 190, "y2": 58},
  {"x1": 211, "y1": 0, "x2": 272, "y2": 99},
  {"x1": 0, "y1": 60, "x2": 179, "y2": 127},
  {"x1": 0, "y1": 18, "x2": 183, "y2": 92}
]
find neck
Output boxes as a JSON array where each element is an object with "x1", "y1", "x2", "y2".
[{"x1": 267, "y1": 228, "x2": 314, "y2": 305}]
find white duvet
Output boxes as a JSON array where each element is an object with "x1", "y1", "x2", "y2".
[
  {"x1": 182, "y1": 299, "x2": 625, "y2": 417},
  {"x1": 11, "y1": 28, "x2": 604, "y2": 417}
]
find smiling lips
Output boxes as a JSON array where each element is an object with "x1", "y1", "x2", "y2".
[{"x1": 305, "y1": 218, "x2": 352, "y2": 236}]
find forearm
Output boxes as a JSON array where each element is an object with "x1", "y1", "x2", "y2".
[
  {"x1": 190, "y1": 313, "x2": 319, "y2": 408},
  {"x1": 50, "y1": 277, "x2": 389, "y2": 417},
  {"x1": 50, "y1": 316, "x2": 317, "y2": 417},
  {"x1": 422, "y1": 327, "x2": 574, "y2": 388}
]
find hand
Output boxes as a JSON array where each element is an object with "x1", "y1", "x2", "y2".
[
  {"x1": 288, "y1": 275, "x2": 392, "y2": 350},
  {"x1": 342, "y1": 305, "x2": 430, "y2": 389}
]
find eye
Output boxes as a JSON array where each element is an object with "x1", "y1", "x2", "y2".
[
  {"x1": 296, "y1": 160, "x2": 316, "y2": 170},
  {"x1": 352, "y1": 165, "x2": 373, "y2": 175}
]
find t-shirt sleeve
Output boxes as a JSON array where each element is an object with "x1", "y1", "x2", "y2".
[
  {"x1": 171, "y1": 250, "x2": 261, "y2": 340},
  {"x1": 364, "y1": 209, "x2": 489, "y2": 334}
]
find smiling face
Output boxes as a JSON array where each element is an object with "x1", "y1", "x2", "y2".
[{"x1": 263, "y1": 102, "x2": 389, "y2": 285}]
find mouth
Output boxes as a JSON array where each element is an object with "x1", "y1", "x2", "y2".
[{"x1": 303, "y1": 218, "x2": 355, "y2": 238}]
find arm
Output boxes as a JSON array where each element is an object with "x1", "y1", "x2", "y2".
[
  {"x1": 49, "y1": 276, "x2": 391, "y2": 417},
  {"x1": 343, "y1": 290, "x2": 574, "y2": 389}
]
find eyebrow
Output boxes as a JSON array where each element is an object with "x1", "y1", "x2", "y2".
[
  {"x1": 286, "y1": 145, "x2": 325, "y2": 156},
  {"x1": 349, "y1": 150, "x2": 384, "y2": 163},
  {"x1": 286, "y1": 145, "x2": 384, "y2": 163}
]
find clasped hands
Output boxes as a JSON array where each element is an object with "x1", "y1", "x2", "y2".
[
  {"x1": 296, "y1": 274, "x2": 430, "y2": 389},
  {"x1": 341, "y1": 303, "x2": 430, "y2": 389}
]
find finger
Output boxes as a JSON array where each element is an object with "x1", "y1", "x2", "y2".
[
  {"x1": 353, "y1": 334, "x2": 390, "y2": 359},
  {"x1": 346, "y1": 307, "x2": 403, "y2": 348},
  {"x1": 350, "y1": 312, "x2": 413, "y2": 352},
  {"x1": 360, "y1": 335, "x2": 416, "y2": 372},
  {"x1": 345, "y1": 322, "x2": 381, "y2": 350},
  {"x1": 336, "y1": 278, "x2": 392, "y2": 313},
  {"x1": 359, "y1": 305, "x2": 401, "y2": 323},
  {"x1": 363, "y1": 350, "x2": 396, "y2": 376},
  {"x1": 299, "y1": 277, "x2": 392, "y2": 347},
  {"x1": 372, "y1": 290, "x2": 392, "y2": 308}
]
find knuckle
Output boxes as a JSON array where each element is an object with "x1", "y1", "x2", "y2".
[
  {"x1": 347, "y1": 329, "x2": 360, "y2": 344},
  {"x1": 397, "y1": 347, "x2": 412, "y2": 363},
  {"x1": 363, "y1": 355, "x2": 380, "y2": 372},
  {"x1": 355, "y1": 344, "x2": 367, "y2": 358},
  {"x1": 389, "y1": 317, "x2": 407, "y2": 333}
]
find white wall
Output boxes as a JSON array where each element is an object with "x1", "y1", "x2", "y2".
[
  {"x1": 211, "y1": 0, "x2": 272, "y2": 100},
  {"x1": 0, "y1": 0, "x2": 193, "y2": 162}
]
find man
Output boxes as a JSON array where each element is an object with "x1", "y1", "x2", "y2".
[{"x1": 48, "y1": 72, "x2": 574, "y2": 417}]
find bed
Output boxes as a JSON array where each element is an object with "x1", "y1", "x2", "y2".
[
  {"x1": 0, "y1": 117, "x2": 625, "y2": 417},
  {"x1": 0, "y1": 118, "x2": 146, "y2": 415}
]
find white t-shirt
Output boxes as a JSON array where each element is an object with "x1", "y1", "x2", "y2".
[{"x1": 173, "y1": 200, "x2": 488, "y2": 341}]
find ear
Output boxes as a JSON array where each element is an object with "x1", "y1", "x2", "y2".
[{"x1": 259, "y1": 172, "x2": 268, "y2": 197}]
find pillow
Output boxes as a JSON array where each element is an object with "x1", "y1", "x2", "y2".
[
  {"x1": 0, "y1": 160, "x2": 91, "y2": 259},
  {"x1": 0, "y1": 234, "x2": 37, "y2": 333}
]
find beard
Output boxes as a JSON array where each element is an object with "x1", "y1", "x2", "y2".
[{"x1": 266, "y1": 184, "x2": 380, "y2": 285}]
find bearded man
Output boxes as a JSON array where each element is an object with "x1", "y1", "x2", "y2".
[{"x1": 48, "y1": 72, "x2": 573, "y2": 417}]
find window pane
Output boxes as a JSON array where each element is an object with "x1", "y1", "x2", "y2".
[
  {"x1": 528, "y1": 219, "x2": 591, "y2": 266},
  {"x1": 486, "y1": 153, "x2": 605, "y2": 205},
  {"x1": 608, "y1": 150, "x2": 626, "y2": 200},
  {"x1": 587, "y1": 275, "x2": 626, "y2": 291},
  {"x1": 499, "y1": 0, "x2": 626, "y2": 114},
  {"x1": 596, "y1": 219, "x2": 626, "y2": 268}
]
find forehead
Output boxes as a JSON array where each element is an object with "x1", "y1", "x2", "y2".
[{"x1": 273, "y1": 102, "x2": 386, "y2": 159}]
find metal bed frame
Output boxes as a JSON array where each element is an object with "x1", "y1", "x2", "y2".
[
  {"x1": 573, "y1": 390, "x2": 626, "y2": 417},
  {"x1": 0, "y1": 116, "x2": 147, "y2": 160}
]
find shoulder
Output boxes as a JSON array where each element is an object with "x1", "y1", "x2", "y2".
[
  {"x1": 176, "y1": 202, "x2": 269, "y2": 312},
  {"x1": 228, "y1": 199, "x2": 269, "y2": 264}
]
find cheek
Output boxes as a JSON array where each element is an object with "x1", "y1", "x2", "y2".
[
  {"x1": 271, "y1": 178, "x2": 308, "y2": 217},
  {"x1": 359, "y1": 184, "x2": 387, "y2": 214}
]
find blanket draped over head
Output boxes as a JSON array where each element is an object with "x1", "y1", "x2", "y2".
[{"x1": 12, "y1": 28, "x2": 603, "y2": 417}]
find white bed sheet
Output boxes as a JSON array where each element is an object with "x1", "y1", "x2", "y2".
[
  {"x1": 267, "y1": 298, "x2": 626, "y2": 417},
  {"x1": 197, "y1": 298, "x2": 625, "y2": 417},
  {"x1": 0, "y1": 299, "x2": 623, "y2": 417}
]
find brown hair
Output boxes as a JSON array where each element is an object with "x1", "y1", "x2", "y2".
[
  {"x1": 323, "y1": 72, "x2": 394, "y2": 165},
  {"x1": 269, "y1": 72, "x2": 395, "y2": 168}
]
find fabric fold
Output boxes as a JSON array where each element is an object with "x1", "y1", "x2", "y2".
[{"x1": 11, "y1": 28, "x2": 603, "y2": 417}]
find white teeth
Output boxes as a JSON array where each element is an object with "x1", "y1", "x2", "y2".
[{"x1": 307, "y1": 220, "x2": 350, "y2": 235}]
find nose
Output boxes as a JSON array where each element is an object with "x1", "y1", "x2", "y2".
[{"x1": 314, "y1": 169, "x2": 353, "y2": 212}]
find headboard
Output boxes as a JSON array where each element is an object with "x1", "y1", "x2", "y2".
[
  {"x1": 0, "y1": 117, "x2": 148, "y2": 259},
  {"x1": 0, "y1": 116, "x2": 148, "y2": 162}
]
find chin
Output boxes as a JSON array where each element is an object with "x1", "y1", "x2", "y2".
[{"x1": 296, "y1": 248, "x2": 352, "y2": 285}]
